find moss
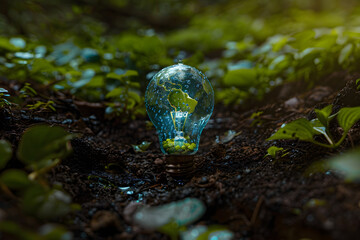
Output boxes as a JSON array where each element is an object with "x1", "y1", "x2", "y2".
[{"x1": 162, "y1": 138, "x2": 197, "y2": 154}]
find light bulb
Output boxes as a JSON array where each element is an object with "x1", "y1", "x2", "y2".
[{"x1": 145, "y1": 63, "x2": 214, "y2": 155}]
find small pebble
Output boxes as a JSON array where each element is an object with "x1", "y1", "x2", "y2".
[
  {"x1": 154, "y1": 158, "x2": 164, "y2": 165},
  {"x1": 199, "y1": 176, "x2": 209, "y2": 184}
]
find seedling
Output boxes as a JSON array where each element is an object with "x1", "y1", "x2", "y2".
[
  {"x1": 27, "y1": 100, "x2": 56, "y2": 112},
  {"x1": 267, "y1": 105, "x2": 360, "y2": 148},
  {"x1": 356, "y1": 79, "x2": 360, "y2": 91},
  {"x1": 19, "y1": 83, "x2": 37, "y2": 99},
  {"x1": 250, "y1": 111, "x2": 264, "y2": 127},
  {"x1": 0, "y1": 125, "x2": 79, "y2": 220},
  {"x1": 0, "y1": 88, "x2": 11, "y2": 108},
  {"x1": 265, "y1": 146, "x2": 289, "y2": 159}
]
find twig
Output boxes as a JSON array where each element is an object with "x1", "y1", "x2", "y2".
[{"x1": 251, "y1": 195, "x2": 264, "y2": 226}]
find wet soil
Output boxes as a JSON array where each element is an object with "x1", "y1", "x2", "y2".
[{"x1": 1, "y1": 71, "x2": 360, "y2": 240}]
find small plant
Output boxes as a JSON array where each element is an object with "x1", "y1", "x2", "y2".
[
  {"x1": 0, "y1": 125, "x2": 78, "y2": 220},
  {"x1": 250, "y1": 111, "x2": 264, "y2": 127},
  {"x1": 132, "y1": 141, "x2": 152, "y2": 153},
  {"x1": 0, "y1": 221, "x2": 72, "y2": 240},
  {"x1": 356, "y1": 78, "x2": 360, "y2": 91},
  {"x1": 265, "y1": 146, "x2": 289, "y2": 159},
  {"x1": 0, "y1": 88, "x2": 11, "y2": 108},
  {"x1": 27, "y1": 100, "x2": 56, "y2": 112},
  {"x1": 19, "y1": 83, "x2": 37, "y2": 99},
  {"x1": 267, "y1": 105, "x2": 360, "y2": 148},
  {"x1": 105, "y1": 70, "x2": 145, "y2": 121}
]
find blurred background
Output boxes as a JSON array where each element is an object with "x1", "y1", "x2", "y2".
[{"x1": 1, "y1": 0, "x2": 360, "y2": 120}]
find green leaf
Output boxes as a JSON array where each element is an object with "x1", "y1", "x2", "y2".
[
  {"x1": 328, "y1": 150, "x2": 360, "y2": 181},
  {"x1": 315, "y1": 105, "x2": 332, "y2": 128},
  {"x1": 297, "y1": 47, "x2": 323, "y2": 67},
  {"x1": 271, "y1": 36, "x2": 289, "y2": 52},
  {"x1": 168, "y1": 89, "x2": 198, "y2": 113},
  {"x1": 86, "y1": 75, "x2": 104, "y2": 87},
  {"x1": 337, "y1": 107, "x2": 360, "y2": 133},
  {"x1": 128, "y1": 91, "x2": 141, "y2": 103},
  {"x1": 0, "y1": 88, "x2": 8, "y2": 93},
  {"x1": 223, "y1": 68, "x2": 257, "y2": 88},
  {"x1": 132, "y1": 141, "x2": 152, "y2": 153},
  {"x1": 339, "y1": 43, "x2": 353, "y2": 65},
  {"x1": 269, "y1": 55, "x2": 292, "y2": 71},
  {"x1": 267, "y1": 118, "x2": 316, "y2": 142},
  {"x1": 0, "y1": 169, "x2": 31, "y2": 189},
  {"x1": 0, "y1": 221, "x2": 39, "y2": 240},
  {"x1": 0, "y1": 140, "x2": 12, "y2": 169},
  {"x1": 31, "y1": 59, "x2": 56, "y2": 74},
  {"x1": 266, "y1": 146, "x2": 284, "y2": 158},
  {"x1": 23, "y1": 185, "x2": 72, "y2": 219},
  {"x1": 105, "y1": 87, "x2": 124, "y2": 99},
  {"x1": 356, "y1": 79, "x2": 360, "y2": 90},
  {"x1": 17, "y1": 125, "x2": 75, "y2": 166},
  {"x1": 106, "y1": 70, "x2": 138, "y2": 81},
  {"x1": 0, "y1": 37, "x2": 18, "y2": 51}
]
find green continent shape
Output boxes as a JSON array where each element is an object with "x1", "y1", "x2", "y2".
[{"x1": 168, "y1": 89, "x2": 198, "y2": 113}]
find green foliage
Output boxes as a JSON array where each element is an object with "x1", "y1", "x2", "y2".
[
  {"x1": 356, "y1": 79, "x2": 360, "y2": 90},
  {"x1": 0, "y1": 169, "x2": 31, "y2": 189},
  {"x1": 2, "y1": 1, "x2": 360, "y2": 115},
  {"x1": 19, "y1": 83, "x2": 37, "y2": 98},
  {"x1": 0, "y1": 139, "x2": 12, "y2": 169},
  {"x1": 267, "y1": 118, "x2": 316, "y2": 142},
  {"x1": 0, "y1": 125, "x2": 78, "y2": 220},
  {"x1": 337, "y1": 107, "x2": 360, "y2": 132},
  {"x1": 132, "y1": 141, "x2": 152, "y2": 153},
  {"x1": 27, "y1": 100, "x2": 56, "y2": 112},
  {"x1": 307, "y1": 149, "x2": 360, "y2": 182},
  {"x1": 250, "y1": 111, "x2": 263, "y2": 127},
  {"x1": 265, "y1": 146, "x2": 288, "y2": 159},
  {"x1": 17, "y1": 125, "x2": 74, "y2": 169},
  {"x1": 0, "y1": 221, "x2": 72, "y2": 240},
  {"x1": 267, "y1": 105, "x2": 360, "y2": 148},
  {"x1": 22, "y1": 185, "x2": 73, "y2": 220},
  {"x1": 0, "y1": 88, "x2": 11, "y2": 107},
  {"x1": 223, "y1": 68, "x2": 257, "y2": 88}
]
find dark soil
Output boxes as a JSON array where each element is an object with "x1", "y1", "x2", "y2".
[{"x1": 1, "y1": 71, "x2": 360, "y2": 240}]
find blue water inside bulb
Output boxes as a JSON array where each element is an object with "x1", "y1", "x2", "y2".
[{"x1": 145, "y1": 63, "x2": 214, "y2": 155}]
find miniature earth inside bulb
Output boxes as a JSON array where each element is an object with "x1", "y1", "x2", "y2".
[{"x1": 145, "y1": 63, "x2": 214, "y2": 155}]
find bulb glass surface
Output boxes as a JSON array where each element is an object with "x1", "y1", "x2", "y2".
[{"x1": 145, "y1": 63, "x2": 214, "y2": 155}]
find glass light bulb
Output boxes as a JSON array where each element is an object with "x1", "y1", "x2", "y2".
[{"x1": 145, "y1": 63, "x2": 214, "y2": 155}]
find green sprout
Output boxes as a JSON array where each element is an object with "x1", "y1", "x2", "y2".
[
  {"x1": 267, "y1": 105, "x2": 360, "y2": 149},
  {"x1": 27, "y1": 100, "x2": 56, "y2": 112},
  {"x1": 0, "y1": 88, "x2": 11, "y2": 108}
]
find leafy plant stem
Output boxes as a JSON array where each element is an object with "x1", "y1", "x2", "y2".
[
  {"x1": 323, "y1": 131, "x2": 334, "y2": 145},
  {"x1": 28, "y1": 158, "x2": 61, "y2": 181},
  {"x1": 333, "y1": 132, "x2": 349, "y2": 148},
  {"x1": 310, "y1": 140, "x2": 334, "y2": 149},
  {"x1": 0, "y1": 183, "x2": 18, "y2": 201}
]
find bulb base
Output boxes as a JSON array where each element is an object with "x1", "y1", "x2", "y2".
[{"x1": 165, "y1": 155, "x2": 195, "y2": 177}]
